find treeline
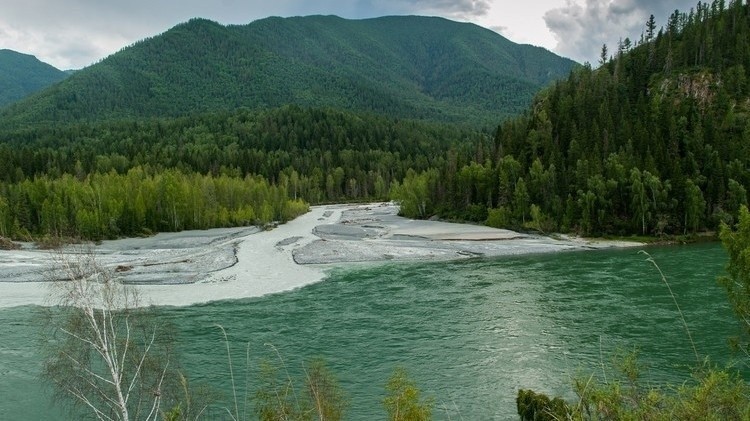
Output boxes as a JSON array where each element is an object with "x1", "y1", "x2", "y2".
[
  {"x1": 0, "y1": 167, "x2": 308, "y2": 241},
  {"x1": 0, "y1": 106, "x2": 486, "y2": 240},
  {"x1": 0, "y1": 105, "x2": 484, "y2": 200},
  {"x1": 395, "y1": 0, "x2": 750, "y2": 236}
]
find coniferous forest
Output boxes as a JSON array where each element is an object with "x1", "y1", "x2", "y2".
[
  {"x1": 0, "y1": 107, "x2": 479, "y2": 239},
  {"x1": 1, "y1": 1, "x2": 750, "y2": 242},
  {"x1": 7, "y1": 2, "x2": 750, "y2": 421},
  {"x1": 0, "y1": 16, "x2": 576, "y2": 129},
  {"x1": 0, "y1": 49, "x2": 68, "y2": 108},
  {"x1": 397, "y1": 0, "x2": 750, "y2": 236}
]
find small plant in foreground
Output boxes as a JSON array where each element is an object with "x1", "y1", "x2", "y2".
[
  {"x1": 383, "y1": 367, "x2": 432, "y2": 421},
  {"x1": 516, "y1": 388, "x2": 570, "y2": 421},
  {"x1": 253, "y1": 355, "x2": 347, "y2": 420}
]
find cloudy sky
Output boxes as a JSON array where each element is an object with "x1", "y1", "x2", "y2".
[{"x1": 1, "y1": 0, "x2": 698, "y2": 70}]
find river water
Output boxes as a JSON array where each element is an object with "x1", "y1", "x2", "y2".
[{"x1": 0, "y1": 243, "x2": 742, "y2": 420}]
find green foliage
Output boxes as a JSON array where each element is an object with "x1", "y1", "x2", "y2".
[
  {"x1": 0, "y1": 49, "x2": 67, "y2": 107},
  {"x1": 304, "y1": 360, "x2": 347, "y2": 421},
  {"x1": 390, "y1": 170, "x2": 436, "y2": 219},
  {"x1": 162, "y1": 372, "x2": 215, "y2": 421},
  {"x1": 0, "y1": 16, "x2": 576, "y2": 129},
  {"x1": 254, "y1": 361, "x2": 299, "y2": 421},
  {"x1": 0, "y1": 168, "x2": 308, "y2": 241},
  {"x1": 524, "y1": 204, "x2": 556, "y2": 233},
  {"x1": 383, "y1": 367, "x2": 432, "y2": 421},
  {"x1": 519, "y1": 353, "x2": 750, "y2": 420},
  {"x1": 0, "y1": 105, "x2": 481, "y2": 200},
  {"x1": 518, "y1": 190, "x2": 750, "y2": 420},
  {"x1": 572, "y1": 354, "x2": 750, "y2": 420},
  {"x1": 485, "y1": 206, "x2": 512, "y2": 228},
  {"x1": 254, "y1": 358, "x2": 346, "y2": 421},
  {"x1": 719, "y1": 204, "x2": 750, "y2": 352},
  {"x1": 395, "y1": 0, "x2": 750, "y2": 236},
  {"x1": 513, "y1": 178, "x2": 530, "y2": 224},
  {"x1": 7, "y1": 1, "x2": 750, "y2": 241},
  {"x1": 516, "y1": 389, "x2": 570, "y2": 421}
]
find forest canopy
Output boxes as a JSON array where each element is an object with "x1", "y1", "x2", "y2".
[{"x1": 2, "y1": 1, "x2": 750, "y2": 241}]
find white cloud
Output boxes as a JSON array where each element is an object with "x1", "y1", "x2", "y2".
[
  {"x1": 0, "y1": 0, "x2": 348, "y2": 68},
  {"x1": 0, "y1": 0, "x2": 703, "y2": 69},
  {"x1": 544, "y1": 0, "x2": 696, "y2": 64}
]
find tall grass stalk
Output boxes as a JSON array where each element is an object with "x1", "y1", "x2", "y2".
[
  {"x1": 216, "y1": 324, "x2": 241, "y2": 420},
  {"x1": 243, "y1": 343, "x2": 251, "y2": 421},
  {"x1": 599, "y1": 336, "x2": 607, "y2": 384},
  {"x1": 639, "y1": 250, "x2": 700, "y2": 364},
  {"x1": 264, "y1": 342, "x2": 302, "y2": 415}
]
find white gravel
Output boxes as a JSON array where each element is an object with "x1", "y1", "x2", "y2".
[{"x1": 0, "y1": 203, "x2": 643, "y2": 308}]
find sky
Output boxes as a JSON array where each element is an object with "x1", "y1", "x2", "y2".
[{"x1": 0, "y1": 0, "x2": 698, "y2": 70}]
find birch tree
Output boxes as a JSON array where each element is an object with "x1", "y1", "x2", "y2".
[{"x1": 42, "y1": 251, "x2": 175, "y2": 421}]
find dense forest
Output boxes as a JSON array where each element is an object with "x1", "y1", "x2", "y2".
[
  {"x1": 0, "y1": 169, "x2": 308, "y2": 241},
  {"x1": 0, "y1": 107, "x2": 482, "y2": 240},
  {"x1": 0, "y1": 49, "x2": 67, "y2": 108},
  {"x1": 2, "y1": 1, "x2": 750, "y2": 242},
  {"x1": 0, "y1": 15, "x2": 576, "y2": 129},
  {"x1": 395, "y1": 0, "x2": 750, "y2": 237}
]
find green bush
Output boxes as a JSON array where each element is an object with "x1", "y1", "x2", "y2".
[
  {"x1": 383, "y1": 367, "x2": 432, "y2": 421},
  {"x1": 516, "y1": 389, "x2": 570, "y2": 421}
]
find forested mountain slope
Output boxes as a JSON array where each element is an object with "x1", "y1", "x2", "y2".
[
  {"x1": 0, "y1": 49, "x2": 68, "y2": 108},
  {"x1": 0, "y1": 106, "x2": 483, "y2": 239},
  {"x1": 8, "y1": 2, "x2": 748, "y2": 241},
  {"x1": 392, "y1": 0, "x2": 750, "y2": 236},
  {"x1": 0, "y1": 15, "x2": 576, "y2": 129}
]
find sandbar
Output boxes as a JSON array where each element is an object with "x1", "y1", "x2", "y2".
[{"x1": 0, "y1": 203, "x2": 643, "y2": 308}]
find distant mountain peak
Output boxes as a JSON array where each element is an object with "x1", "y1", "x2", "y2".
[
  {"x1": 0, "y1": 49, "x2": 68, "y2": 108},
  {"x1": 0, "y1": 15, "x2": 577, "y2": 128}
]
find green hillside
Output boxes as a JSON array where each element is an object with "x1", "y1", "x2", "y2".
[
  {"x1": 0, "y1": 49, "x2": 68, "y2": 108},
  {"x1": 0, "y1": 15, "x2": 576, "y2": 129},
  {"x1": 393, "y1": 0, "x2": 750, "y2": 236}
]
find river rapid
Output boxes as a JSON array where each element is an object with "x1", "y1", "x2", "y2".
[{"x1": 0, "y1": 243, "x2": 741, "y2": 420}]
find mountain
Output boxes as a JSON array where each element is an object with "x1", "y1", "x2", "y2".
[
  {"x1": 0, "y1": 49, "x2": 68, "y2": 108},
  {"x1": 391, "y1": 0, "x2": 750, "y2": 236},
  {"x1": 0, "y1": 15, "x2": 577, "y2": 128}
]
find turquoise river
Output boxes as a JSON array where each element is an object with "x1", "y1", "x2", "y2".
[{"x1": 0, "y1": 243, "x2": 744, "y2": 420}]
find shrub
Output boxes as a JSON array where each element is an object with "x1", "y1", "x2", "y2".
[{"x1": 383, "y1": 367, "x2": 432, "y2": 421}]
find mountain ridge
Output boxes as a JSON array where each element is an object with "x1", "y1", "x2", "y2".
[
  {"x1": 0, "y1": 49, "x2": 68, "y2": 108},
  {"x1": 0, "y1": 15, "x2": 577, "y2": 128}
]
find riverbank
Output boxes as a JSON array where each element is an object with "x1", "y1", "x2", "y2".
[{"x1": 0, "y1": 203, "x2": 644, "y2": 308}]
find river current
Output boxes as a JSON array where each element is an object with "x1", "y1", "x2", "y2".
[{"x1": 0, "y1": 243, "x2": 741, "y2": 420}]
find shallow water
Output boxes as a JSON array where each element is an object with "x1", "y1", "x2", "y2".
[{"x1": 0, "y1": 243, "x2": 741, "y2": 420}]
